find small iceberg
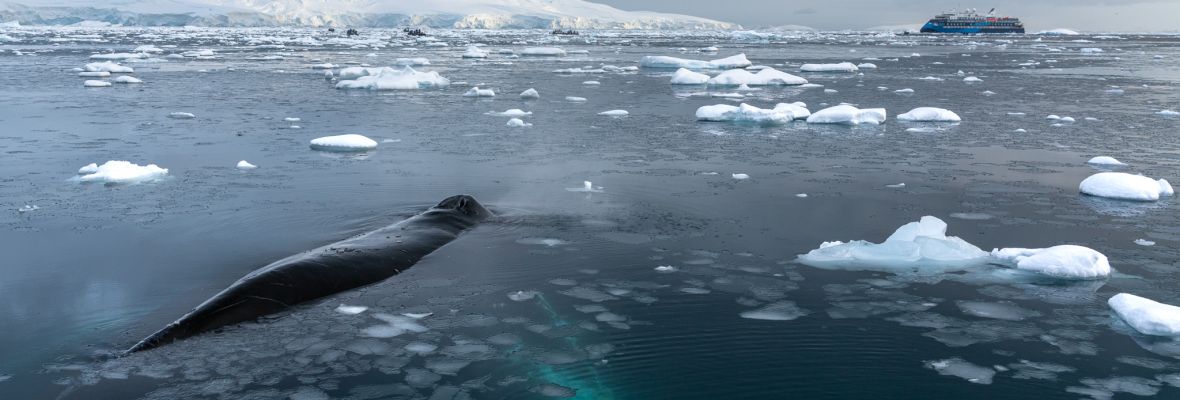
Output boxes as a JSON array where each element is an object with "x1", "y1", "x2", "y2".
[
  {"x1": 334, "y1": 66, "x2": 450, "y2": 90},
  {"x1": 168, "y1": 112, "x2": 195, "y2": 119},
  {"x1": 696, "y1": 102, "x2": 809, "y2": 125},
  {"x1": 336, "y1": 305, "x2": 368, "y2": 315},
  {"x1": 464, "y1": 87, "x2": 495, "y2": 97},
  {"x1": 565, "y1": 96, "x2": 588, "y2": 102},
  {"x1": 76, "y1": 160, "x2": 168, "y2": 184},
  {"x1": 806, "y1": 105, "x2": 886, "y2": 125},
  {"x1": 598, "y1": 110, "x2": 629, "y2": 117},
  {"x1": 506, "y1": 118, "x2": 531, "y2": 127},
  {"x1": 1158, "y1": 110, "x2": 1180, "y2": 117},
  {"x1": 732, "y1": 173, "x2": 749, "y2": 180},
  {"x1": 84, "y1": 80, "x2": 111, "y2": 87},
  {"x1": 461, "y1": 46, "x2": 488, "y2": 58},
  {"x1": 963, "y1": 76, "x2": 983, "y2": 83},
  {"x1": 670, "y1": 68, "x2": 710, "y2": 85},
  {"x1": 639, "y1": 53, "x2": 751, "y2": 69},
  {"x1": 990, "y1": 245, "x2": 1110, "y2": 279},
  {"x1": 520, "y1": 88, "x2": 539, "y2": 99},
  {"x1": 1109, "y1": 293, "x2": 1180, "y2": 337},
  {"x1": 566, "y1": 180, "x2": 603, "y2": 193},
  {"x1": 236, "y1": 160, "x2": 257, "y2": 170},
  {"x1": 84, "y1": 61, "x2": 133, "y2": 73},
  {"x1": 521, "y1": 47, "x2": 566, "y2": 56},
  {"x1": 897, "y1": 107, "x2": 961, "y2": 122},
  {"x1": 113, "y1": 75, "x2": 143, "y2": 84},
  {"x1": 707, "y1": 68, "x2": 807, "y2": 86},
  {"x1": 489, "y1": 109, "x2": 531, "y2": 117},
  {"x1": 797, "y1": 216, "x2": 988, "y2": 270},
  {"x1": 1087, "y1": 156, "x2": 1125, "y2": 166},
  {"x1": 800, "y1": 62, "x2": 858, "y2": 72},
  {"x1": 309, "y1": 134, "x2": 378, "y2": 152},
  {"x1": 1079, "y1": 172, "x2": 1173, "y2": 201}
]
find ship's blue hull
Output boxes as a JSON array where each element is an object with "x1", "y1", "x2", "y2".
[{"x1": 920, "y1": 22, "x2": 1024, "y2": 34}]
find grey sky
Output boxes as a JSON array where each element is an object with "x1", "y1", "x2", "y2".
[{"x1": 598, "y1": 0, "x2": 1180, "y2": 32}]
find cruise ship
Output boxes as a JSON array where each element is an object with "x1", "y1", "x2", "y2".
[{"x1": 919, "y1": 8, "x2": 1025, "y2": 34}]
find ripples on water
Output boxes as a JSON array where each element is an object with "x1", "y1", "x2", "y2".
[{"x1": 1, "y1": 27, "x2": 1179, "y2": 399}]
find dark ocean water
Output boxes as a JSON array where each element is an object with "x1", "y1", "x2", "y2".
[{"x1": 1, "y1": 27, "x2": 1179, "y2": 399}]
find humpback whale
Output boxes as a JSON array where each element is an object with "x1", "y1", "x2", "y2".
[{"x1": 127, "y1": 195, "x2": 491, "y2": 353}]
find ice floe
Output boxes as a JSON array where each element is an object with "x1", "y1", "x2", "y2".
[
  {"x1": 806, "y1": 105, "x2": 886, "y2": 125},
  {"x1": 461, "y1": 46, "x2": 488, "y2": 58},
  {"x1": 963, "y1": 76, "x2": 983, "y2": 83},
  {"x1": 463, "y1": 87, "x2": 495, "y2": 97},
  {"x1": 1087, "y1": 156, "x2": 1125, "y2": 166},
  {"x1": 520, "y1": 88, "x2": 539, "y2": 99},
  {"x1": 695, "y1": 102, "x2": 809, "y2": 125},
  {"x1": 113, "y1": 75, "x2": 142, "y2": 84},
  {"x1": 521, "y1": 47, "x2": 566, "y2": 56},
  {"x1": 990, "y1": 245, "x2": 1110, "y2": 279},
  {"x1": 335, "y1": 305, "x2": 367, "y2": 315},
  {"x1": 1079, "y1": 172, "x2": 1173, "y2": 201},
  {"x1": 1109, "y1": 293, "x2": 1180, "y2": 337},
  {"x1": 639, "y1": 53, "x2": 751, "y2": 69},
  {"x1": 739, "y1": 301, "x2": 809, "y2": 321},
  {"x1": 83, "y1": 61, "x2": 133, "y2": 73},
  {"x1": 897, "y1": 107, "x2": 961, "y2": 122},
  {"x1": 732, "y1": 173, "x2": 749, "y2": 180},
  {"x1": 489, "y1": 109, "x2": 531, "y2": 117},
  {"x1": 670, "y1": 68, "x2": 709, "y2": 85},
  {"x1": 78, "y1": 71, "x2": 109, "y2": 77},
  {"x1": 565, "y1": 96, "x2": 587, "y2": 102},
  {"x1": 800, "y1": 62, "x2": 858, "y2": 72},
  {"x1": 75, "y1": 160, "x2": 168, "y2": 184},
  {"x1": 235, "y1": 160, "x2": 257, "y2": 170},
  {"x1": 309, "y1": 134, "x2": 378, "y2": 152},
  {"x1": 707, "y1": 68, "x2": 807, "y2": 86},
  {"x1": 1157, "y1": 110, "x2": 1180, "y2": 117},
  {"x1": 167, "y1": 112, "x2": 195, "y2": 119},
  {"x1": 925, "y1": 358, "x2": 994, "y2": 384},
  {"x1": 506, "y1": 118, "x2": 531, "y2": 127},
  {"x1": 334, "y1": 66, "x2": 450, "y2": 90},
  {"x1": 83, "y1": 80, "x2": 111, "y2": 87},
  {"x1": 797, "y1": 216, "x2": 988, "y2": 270},
  {"x1": 598, "y1": 110, "x2": 628, "y2": 117}
]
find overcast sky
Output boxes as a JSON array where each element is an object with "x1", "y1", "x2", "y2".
[{"x1": 598, "y1": 0, "x2": 1180, "y2": 32}]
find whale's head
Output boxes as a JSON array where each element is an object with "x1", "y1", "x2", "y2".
[{"x1": 435, "y1": 195, "x2": 493, "y2": 220}]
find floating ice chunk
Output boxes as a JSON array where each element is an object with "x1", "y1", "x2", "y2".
[
  {"x1": 990, "y1": 245, "x2": 1110, "y2": 279},
  {"x1": 79, "y1": 71, "x2": 110, "y2": 77},
  {"x1": 797, "y1": 216, "x2": 988, "y2": 270},
  {"x1": 335, "y1": 304, "x2": 368, "y2": 315},
  {"x1": 113, "y1": 75, "x2": 142, "y2": 84},
  {"x1": 490, "y1": 109, "x2": 531, "y2": 117},
  {"x1": 949, "y1": 212, "x2": 993, "y2": 220},
  {"x1": 309, "y1": 134, "x2": 378, "y2": 152},
  {"x1": 404, "y1": 368, "x2": 441, "y2": 387},
  {"x1": 740, "y1": 301, "x2": 809, "y2": 321},
  {"x1": 83, "y1": 80, "x2": 111, "y2": 87},
  {"x1": 796, "y1": 193, "x2": 808, "y2": 198},
  {"x1": 566, "y1": 180, "x2": 603, "y2": 193},
  {"x1": 857, "y1": 63, "x2": 878, "y2": 69},
  {"x1": 898, "y1": 107, "x2": 961, "y2": 122},
  {"x1": 894, "y1": 88, "x2": 914, "y2": 94},
  {"x1": 1109, "y1": 293, "x2": 1180, "y2": 337},
  {"x1": 461, "y1": 46, "x2": 488, "y2": 58},
  {"x1": 520, "y1": 88, "x2": 540, "y2": 99},
  {"x1": 133, "y1": 45, "x2": 163, "y2": 53},
  {"x1": 76, "y1": 160, "x2": 168, "y2": 184},
  {"x1": 957, "y1": 301, "x2": 1040, "y2": 321},
  {"x1": 168, "y1": 112, "x2": 195, "y2": 119},
  {"x1": 565, "y1": 96, "x2": 587, "y2": 102},
  {"x1": 402, "y1": 312, "x2": 432, "y2": 319},
  {"x1": 1080, "y1": 47, "x2": 1103, "y2": 53},
  {"x1": 1079, "y1": 172, "x2": 1172, "y2": 201},
  {"x1": 1039, "y1": 28, "x2": 1079, "y2": 35},
  {"x1": 696, "y1": 102, "x2": 810, "y2": 125},
  {"x1": 670, "y1": 68, "x2": 710, "y2": 84},
  {"x1": 508, "y1": 290, "x2": 538, "y2": 301},
  {"x1": 18, "y1": 204, "x2": 39, "y2": 212},
  {"x1": 583, "y1": 80, "x2": 600, "y2": 85},
  {"x1": 639, "y1": 53, "x2": 751, "y2": 69},
  {"x1": 1087, "y1": 156, "x2": 1125, "y2": 166},
  {"x1": 800, "y1": 62, "x2": 858, "y2": 72},
  {"x1": 707, "y1": 68, "x2": 807, "y2": 86},
  {"x1": 1059, "y1": 116, "x2": 1076, "y2": 123},
  {"x1": 521, "y1": 47, "x2": 566, "y2": 56},
  {"x1": 236, "y1": 160, "x2": 257, "y2": 170},
  {"x1": 806, "y1": 105, "x2": 887, "y2": 125},
  {"x1": 89, "y1": 52, "x2": 146, "y2": 60},
  {"x1": 925, "y1": 358, "x2": 995, "y2": 384},
  {"x1": 1158, "y1": 110, "x2": 1180, "y2": 117},
  {"x1": 84, "y1": 61, "x2": 133, "y2": 73},
  {"x1": 654, "y1": 265, "x2": 677, "y2": 273},
  {"x1": 507, "y1": 118, "x2": 532, "y2": 127},
  {"x1": 919, "y1": 76, "x2": 944, "y2": 81},
  {"x1": 464, "y1": 87, "x2": 495, "y2": 97},
  {"x1": 732, "y1": 173, "x2": 749, "y2": 180},
  {"x1": 335, "y1": 66, "x2": 450, "y2": 90},
  {"x1": 284, "y1": 117, "x2": 301, "y2": 122},
  {"x1": 886, "y1": 183, "x2": 906, "y2": 188},
  {"x1": 598, "y1": 110, "x2": 628, "y2": 117},
  {"x1": 963, "y1": 76, "x2": 983, "y2": 83},
  {"x1": 394, "y1": 57, "x2": 430, "y2": 66},
  {"x1": 1134, "y1": 239, "x2": 1155, "y2": 246}
]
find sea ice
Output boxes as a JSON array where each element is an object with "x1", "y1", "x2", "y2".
[
  {"x1": 706, "y1": 68, "x2": 807, "y2": 86},
  {"x1": 1087, "y1": 156, "x2": 1125, "y2": 166},
  {"x1": 84, "y1": 61, "x2": 133, "y2": 73},
  {"x1": 956, "y1": 301, "x2": 1040, "y2": 321},
  {"x1": 461, "y1": 46, "x2": 488, "y2": 58},
  {"x1": 464, "y1": 87, "x2": 495, "y2": 97},
  {"x1": 394, "y1": 57, "x2": 430, "y2": 66},
  {"x1": 235, "y1": 160, "x2": 257, "y2": 170},
  {"x1": 1157, "y1": 110, "x2": 1180, "y2": 117},
  {"x1": 1109, "y1": 293, "x2": 1180, "y2": 337},
  {"x1": 565, "y1": 96, "x2": 587, "y2": 102},
  {"x1": 335, "y1": 305, "x2": 368, "y2": 315},
  {"x1": 806, "y1": 105, "x2": 887, "y2": 125},
  {"x1": 639, "y1": 53, "x2": 751, "y2": 69},
  {"x1": 990, "y1": 245, "x2": 1110, "y2": 279},
  {"x1": 76, "y1": 160, "x2": 168, "y2": 184},
  {"x1": 897, "y1": 107, "x2": 961, "y2": 122},
  {"x1": 520, "y1": 88, "x2": 540, "y2": 99},
  {"x1": 598, "y1": 110, "x2": 628, "y2": 116},
  {"x1": 506, "y1": 118, "x2": 531, "y2": 127},
  {"x1": 797, "y1": 216, "x2": 988, "y2": 270},
  {"x1": 113, "y1": 75, "x2": 142, "y2": 84},
  {"x1": 1134, "y1": 239, "x2": 1155, "y2": 246},
  {"x1": 732, "y1": 173, "x2": 749, "y2": 180},
  {"x1": 508, "y1": 290, "x2": 538, "y2": 301},
  {"x1": 963, "y1": 76, "x2": 983, "y2": 83},
  {"x1": 78, "y1": 71, "x2": 110, "y2": 77},
  {"x1": 309, "y1": 134, "x2": 378, "y2": 152},
  {"x1": 490, "y1": 109, "x2": 531, "y2": 117},
  {"x1": 670, "y1": 68, "x2": 709, "y2": 85},
  {"x1": 83, "y1": 80, "x2": 111, "y2": 87},
  {"x1": 168, "y1": 112, "x2": 195, "y2": 119},
  {"x1": 695, "y1": 102, "x2": 810, "y2": 124},
  {"x1": 1079, "y1": 172, "x2": 1173, "y2": 201},
  {"x1": 566, "y1": 180, "x2": 603, "y2": 193},
  {"x1": 925, "y1": 358, "x2": 995, "y2": 384},
  {"x1": 521, "y1": 47, "x2": 566, "y2": 56},
  {"x1": 799, "y1": 62, "x2": 858, "y2": 72},
  {"x1": 334, "y1": 66, "x2": 450, "y2": 90},
  {"x1": 739, "y1": 301, "x2": 809, "y2": 321}
]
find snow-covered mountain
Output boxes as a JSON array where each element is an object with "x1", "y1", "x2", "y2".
[{"x1": 0, "y1": 0, "x2": 737, "y2": 29}]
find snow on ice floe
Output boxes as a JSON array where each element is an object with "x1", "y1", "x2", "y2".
[
  {"x1": 83, "y1": 61, "x2": 133, "y2": 73},
  {"x1": 1079, "y1": 172, "x2": 1173, "y2": 201},
  {"x1": 235, "y1": 160, "x2": 257, "y2": 170},
  {"x1": 707, "y1": 68, "x2": 807, "y2": 86},
  {"x1": 520, "y1": 88, "x2": 539, "y2": 99},
  {"x1": 309, "y1": 134, "x2": 378, "y2": 152},
  {"x1": 925, "y1": 358, "x2": 994, "y2": 384},
  {"x1": 670, "y1": 68, "x2": 710, "y2": 85},
  {"x1": 83, "y1": 80, "x2": 111, "y2": 87},
  {"x1": 640, "y1": 53, "x2": 750, "y2": 69},
  {"x1": 75, "y1": 160, "x2": 168, "y2": 184},
  {"x1": 990, "y1": 245, "x2": 1110, "y2": 279},
  {"x1": 113, "y1": 75, "x2": 142, "y2": 84},
  {"x1": 1109, "y1": 293, "x2": 1180, "y2": 337},
  {"x1": 463, "y1": 87, "x2": 495, "y2": 97},
  {"x1": 806, "y1": 105, "x2": 886, "y2": 125},
  {"x1": 695, "y1": 102, "x2": 809, "y2": 125},
  {"x1": 506, "y1": 118, "x2": 531, "y2": 127},
  {"x1": 334, "y1": 66, "x2": 450, "y2": 90},
  {"x1": 521, "y1": 47, "x2": 566, "y2": 56},
  {"x1": 799, "y1": 62, "x2": 858, "y2": 72},
  {"x1": 897, "y1": 107, "x2": 961, "y2": 122},
  {"x1": 797, "y1": 216, "x2": 988, "y2": 271},
  {"x1": 1087, "y1": 156, "x2": 1125, "y2": 166},
  {"x1": 598, "y1": 110, "x2": 628, "y2": 117}
]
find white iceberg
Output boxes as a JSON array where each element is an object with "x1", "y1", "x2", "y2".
[
  {"x1": 565, "y1": 96, "x2": 587, "y2": 102},
  {"x1": 236, "y1": 160, "x2": 257, "y2": 170},
  {"x1": 732, "y1": 173, "x2": 749, "y2": 180},
  {"x1": 800, "y1": 62, "x2": 858, "y2": 72},
  {"x1": 1109, "y1": 293, "x2": 1180, "y2": 337},
  {"x1": 1158, "y1": 110, "x2": 1180, "y2": 117},
  {"x1": 334, "y1": 66, "x2": 450, "y2": 90},
  {"x1": 797, "y1": 216, "x2": 989, "y2": 270},
  {"x1": 113, "y1": 75, "x2": 143, "y2": 84},
  {"x1": 963, "y1": 76, "x2": 983, "y2": 83},
  {"x1": 806, "y1": 105, "x2": 886, "y2": 125},
  {"x1": 598, "y1": 110, "x2": 628, "y2": 116},
  {"x1": 78, "y1": 71, "x2": 110, "y2": 77},
  {"x1": 461, "y1": 46, "x2": 488, "y2": 58},
  {"x1": 394, "y1": 57, "x2": 430, "y2": 66},
  {"x1": 76, "y1": 160, "x2": 168, "y2": 184},
  {"x1": 309, "y1": 134, "x2": 378, "y2": 152},
  {"x1": 521, "y1": 47, "x2": 566, "y2": 56},
  {"x1": 506, "y1": 118, "x2": 531, "y2": 127},
  {"x1": 857, "y1": 63, "x2": 878, "y2": 69},
  {"x1": 1087, "y1": 156, "x2": 1125, "y2": 166},
  {"x1": 83, "y1": 80, "x2": 111, "y2": 87},
  {"x1": 707, "y1": 68, "x2": 807, "y2": 86},
  {"x1": 695, "y1": 102, "x2": 809, "y2": 125},
  {"x1": 1079, "y1": 172, "x2": 1173, "y2": 201},
  {"x1": 490, "y1": 109, "x2": 531, "y2": 117},
  {"x1": 520, "y1": 88, "x2": 539, "y2": 99},
  {"x1": 990, "y1": 245, "x2": 1110, "y2": 279},
  {"x1": 84, "y1": 61, "x2": 133, "y2": 73},
  {"x1": 897, "y1": 107, "x2": 961, "y2": 122},
  {"x1": 168, "y1": 112, "x2": 195, "y2": 119},
  {"x1": 670, "y1": 68, "x2": 709, "y2": 85},
  {"x1": 639, "y1": 53, "x2": 750, "y2": 69},
  {"x1": 464, "y1": 87, "x2": 495, "y2": 97}
]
